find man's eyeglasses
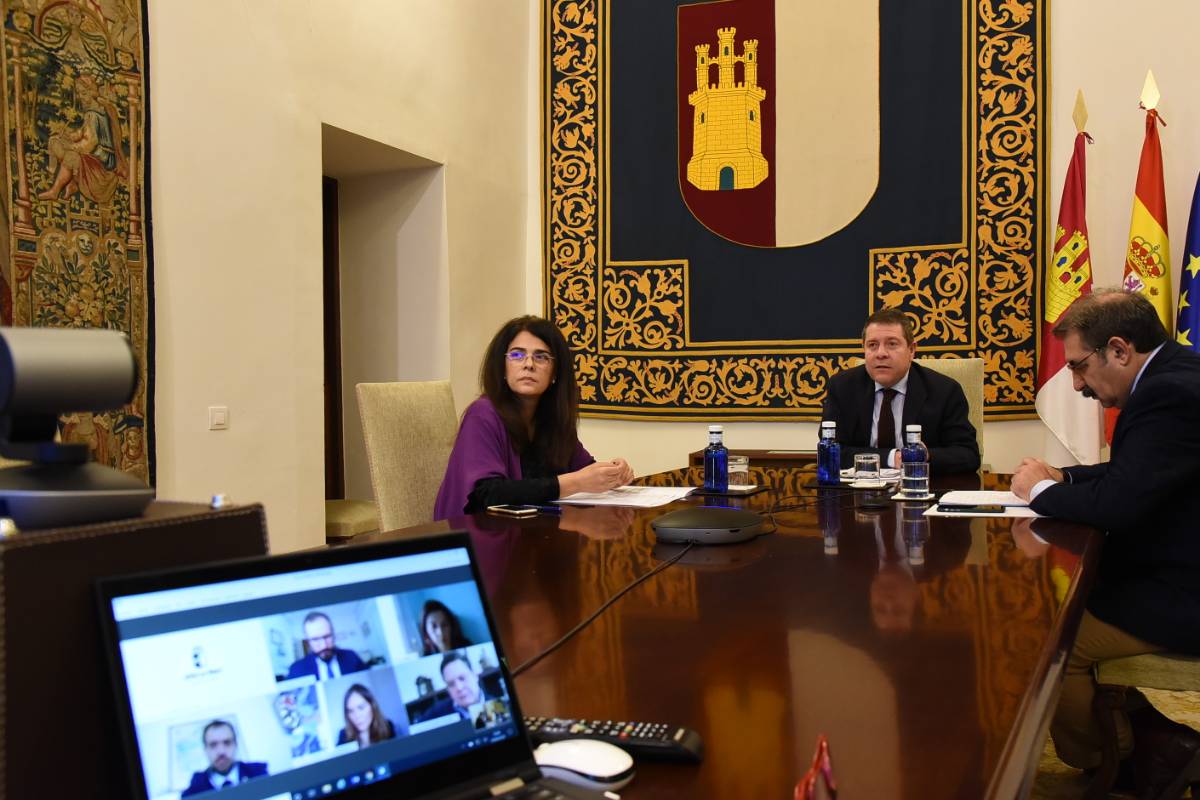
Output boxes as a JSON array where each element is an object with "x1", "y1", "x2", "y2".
[
  {"x1": 1065, "y1": 346, "x2": 1104, "y2": 373},
  {"x1": 506, "y1": 349, "x2": 555, "y2": 366}
]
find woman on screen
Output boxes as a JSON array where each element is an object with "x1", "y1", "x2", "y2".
[
  {"x1": 421, "y1": 600, "x2": 472, "y2": 655},
  {"x1": 432, "y1": 315, "x2": 633, "y2": 519},
  {"x1": 337, "y1": 684, "x2": 396, "y2": 748}
]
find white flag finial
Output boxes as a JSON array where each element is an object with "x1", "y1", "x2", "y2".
[
  {"x1": 1072, "y1": 90, "x2": 1088, "y2": 133},
  {"x1": 1140, "y1": 69, "x2": 1161, "y2": 110}
]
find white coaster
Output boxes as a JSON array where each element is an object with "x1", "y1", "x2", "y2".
[{"x1": 891, "y1": 492, "x2": 936, "y2": 502}]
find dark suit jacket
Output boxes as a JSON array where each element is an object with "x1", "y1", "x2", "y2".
[
  {"x1": 285, "y1": 648, "x2": 366, "y2": 680},
  {"x1": 1031, "y1": 340, "x2": 1200, "y2": 653},
  {"x1": 181, "y1": 761, "x2": 268, "y2": 796},
  {"x1": 821, "y1": 362, "x2": 981, "y2": 474}
]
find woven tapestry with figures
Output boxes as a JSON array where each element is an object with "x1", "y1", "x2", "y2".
[
  {"x1": 544, "y1": 0, "x2": 1046, "y2": 420},
  {"x1": 0, "y1": 0, "x2": 152, "y2": 479}
]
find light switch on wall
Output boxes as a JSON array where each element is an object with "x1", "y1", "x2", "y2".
[{"x1": 208, "y1": 406, "x2": 229, "y2": 431}]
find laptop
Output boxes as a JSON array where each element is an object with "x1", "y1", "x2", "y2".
[{"x1": 96, "y1": 531, "x2": 602, "y2": 800}]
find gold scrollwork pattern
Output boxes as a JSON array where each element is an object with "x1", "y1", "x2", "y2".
[
  {"x1": 601, "y1": 264, "x2": 684, "y2": 350},
  {"x1": 872, "y1": 247, "x2": 971, "y2": 347},
  {"x1": 598, "y1": 354, "x2": 857, "y2": 409},
  {"x1": 545, "y1": 0, "x2": 1043, "y2": 418},
  {"x1": 548, "y1": 0, "x2": 600, "y2": 351}
]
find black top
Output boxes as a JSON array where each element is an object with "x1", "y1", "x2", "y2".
[{"x1": 465, "y1": 447, "x2": 560, "y2": 512}]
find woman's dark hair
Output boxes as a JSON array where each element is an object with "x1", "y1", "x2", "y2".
[
  {"x1": 480, "y1": 315, "x2": 579, "y2": 470},
  {"x1": 420, "y1": 599, "x2": 471, "y2": 655},
  {"x1": 342, "y1": 684, "x2": 392, "y2": 745}
]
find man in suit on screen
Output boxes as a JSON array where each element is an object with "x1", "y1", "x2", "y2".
[
  {"x1": 285, "y1": 610, "x2": 367, "y2": 681},
  {"x1": 180, "y1": 720, "x2": 268, "y2": 796},
  {"x1": 1012, "y1": 289, "x2": 1200, "y2": 794},
  {"x1": 821, "y1": 308, "x2": 980, "y2": 474}
]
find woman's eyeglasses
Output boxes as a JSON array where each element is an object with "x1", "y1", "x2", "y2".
[{"x1": 505, "y1": 349, "x2": 555, "y2": 366}]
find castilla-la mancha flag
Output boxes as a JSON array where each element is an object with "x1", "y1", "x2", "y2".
[
  {"x1": 1037, "y1": 131, "x2": 1101, "y2": 464},
  {"x1": 1112, "y1": 106, "x2": 1172, "y2": 439}
]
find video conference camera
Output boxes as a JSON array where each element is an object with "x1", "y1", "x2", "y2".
[{"x1": 0, "y1": 327, "x2": 154, "y2": 529}]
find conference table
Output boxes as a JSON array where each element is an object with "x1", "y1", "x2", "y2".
[{"x1": 361, "y1": 463, "x2": 1102, "y2": 799}]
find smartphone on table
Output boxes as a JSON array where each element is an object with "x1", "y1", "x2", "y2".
[
  {"x1": 486, "y1": 504, "x2": 539, "y2": 518},
  {"x1": 936, "y1": 504, "x2": 1005, "y2": 514}
]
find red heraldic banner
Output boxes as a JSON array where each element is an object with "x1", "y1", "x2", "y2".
[{"x1": 1037, "y1": 133, "x2": 1100, "y2": 464}]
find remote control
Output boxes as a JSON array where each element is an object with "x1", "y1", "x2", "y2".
[{"x1": 524, "y1": 716, "x2": 704, "y2": 763}]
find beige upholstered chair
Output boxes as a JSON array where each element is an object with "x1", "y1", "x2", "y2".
[
  {"x1": 356, "y1": 380, "x2": 458, "y2": 532},
  {"x1": 914, "y1": 357, "x2": 984, "y2": 465}
]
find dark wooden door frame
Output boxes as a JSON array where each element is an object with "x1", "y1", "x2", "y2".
[{"x1": 322, "y1": 176, "x2": 345, "y2": 499}]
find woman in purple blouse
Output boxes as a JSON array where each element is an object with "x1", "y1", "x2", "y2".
[{"x1": 433, "y1": 315, "x2": 633, "y2": 520}]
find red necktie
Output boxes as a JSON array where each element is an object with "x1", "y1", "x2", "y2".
[{"x1": 877, "y1": 388, "x2": 898, "y2": 452}]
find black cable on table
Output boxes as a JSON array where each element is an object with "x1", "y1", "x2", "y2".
[{"x1": 510, "y1": 541, "x2": 695, "y2": 677}]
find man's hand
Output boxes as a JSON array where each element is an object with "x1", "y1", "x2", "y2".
[{"x1": 1011, "y1": 457, "x2": 1063, "y2": 501}]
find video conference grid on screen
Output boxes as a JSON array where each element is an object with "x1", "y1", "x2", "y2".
[{"x1": 110, "y1": 549, "x2": 517, "y2": 799}]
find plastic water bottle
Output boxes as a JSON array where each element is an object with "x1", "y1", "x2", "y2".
[
  {"x1": 817, "y1": 420, "x2": 841, "y2": 486},
  {"x1": 703, "y1": 425, "x2": 728, "y2": 492},
  {"x1": 901, "y1": 424, "x2": 930, "y2": 498}
]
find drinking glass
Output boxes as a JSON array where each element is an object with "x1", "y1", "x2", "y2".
[
  {"x1": 854, "y1": 453, "x2": 881, "y2": 483},
  {"x1": 727, "y1": 454, "x2": 751, "y2": 487}
]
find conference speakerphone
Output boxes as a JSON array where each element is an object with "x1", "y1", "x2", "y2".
[{"x1": 650, "y1": 507, "x2": 764, "y2": 545}]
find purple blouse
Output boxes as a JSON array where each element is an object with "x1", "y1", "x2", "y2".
[{"x1": 433, "y1": 396, "x2": 593, "y2": 520}]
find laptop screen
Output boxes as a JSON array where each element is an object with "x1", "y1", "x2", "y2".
[{"x1": 98, "y1": 534, "x2": 533, "y2": 800}]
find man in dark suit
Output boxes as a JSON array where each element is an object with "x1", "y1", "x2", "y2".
[
  {"x1": 181, "y1": 720, "x2": 268, "y2": 796},
  {"x1": 418, "y1": 651, "x2": 490, "y2": 723},
  {"x1": 821, "y1": 309, "x2": 980, "y2": 474},
  {"x1": 285, "y1": 611, "x2": 367, "y2": 681},
  {"x1": 1012, "y1": 289, "x2": 1200, "y2": 794}
]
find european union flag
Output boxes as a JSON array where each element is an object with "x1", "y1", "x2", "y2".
[{"x1": 1177, "y1": 174, "x2": 1200, "y2": 351}]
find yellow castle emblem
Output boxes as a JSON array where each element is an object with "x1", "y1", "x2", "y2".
[{"x1": 686, "y1": 27, "x2": 768, "y2": 191}]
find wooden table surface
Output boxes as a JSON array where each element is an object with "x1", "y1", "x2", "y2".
[{"x1": 365, "y1": 465, "x2": 1101, "y2": 799}]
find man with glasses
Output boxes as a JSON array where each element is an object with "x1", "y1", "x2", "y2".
[
  {"x1": 821, "y1": 308, "x2": 980, "y2": 474},
  {"x1": 1012, "y1": 289, "x2": 1200, "y2": 795},
  {"x1": 285, "y1": 610, "x2": 367, "y2": 681}
]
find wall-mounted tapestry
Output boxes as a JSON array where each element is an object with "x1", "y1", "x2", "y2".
[
  {"x1": 0, "y1": 0, "x2": 152, "y2": 479},
  {"x1": 544, "y1": 0, "x2": 1046, "y2": 420}
]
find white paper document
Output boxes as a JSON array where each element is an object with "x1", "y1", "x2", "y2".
[
  {"x1": 556, "y1": 485, "x2": 696, "y2": 508},
  {"x1": 937, "y1": 490, "x2": 1028, "y2": 507},
  {"x1": 923, "y1": 489, "x2": 1044, "y2": 518}
]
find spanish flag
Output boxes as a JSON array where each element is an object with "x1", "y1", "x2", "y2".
[
  {"x1": 1122, "y1": 108, "x2": 1172, "y2": 325},
  {"x1": 1111, "y1": 105, "x2": 1171, "y2": 440}
]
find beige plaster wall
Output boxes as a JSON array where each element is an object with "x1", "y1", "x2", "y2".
[{"x1": 150, "y1": 0, "x2": 533, "y2": 551}]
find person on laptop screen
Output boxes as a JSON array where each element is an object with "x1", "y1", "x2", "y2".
[
  {"x1": 432, "y1": 315, "x2": 633, "y2": 519},
  {"x1": 286, "y1": 611, "x2": 367, "y2": 681},
  {"x1": 180, "y1": 720, "x2": 268, "y2": 796},
  {"x1": 337, "y1": 684, "x2": 398, "y2": 749},
  {"x1": 821, "y1": 308, "x2": 980, "y2": 474},
  {"x1": 418, "y1": 651, "x2": 493, "y2": 723},
  {"x1": 421, "y1": 600, "x2": 472, "y2": 655}
]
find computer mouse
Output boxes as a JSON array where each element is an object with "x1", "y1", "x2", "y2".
[{"x1": 533, "y1": 738, "x2": 636, "y2": 791}]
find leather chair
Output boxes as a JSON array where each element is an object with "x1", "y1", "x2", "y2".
[
  {"x1": 356, "y1": 380, "x2": 457, "y2": 532},
  {"x1": 1085, "y1": 652, "x2": 1200, "y2": 799},
  {"x1": 914, "y1": 356, "x2": 985, "y2": 466}
]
